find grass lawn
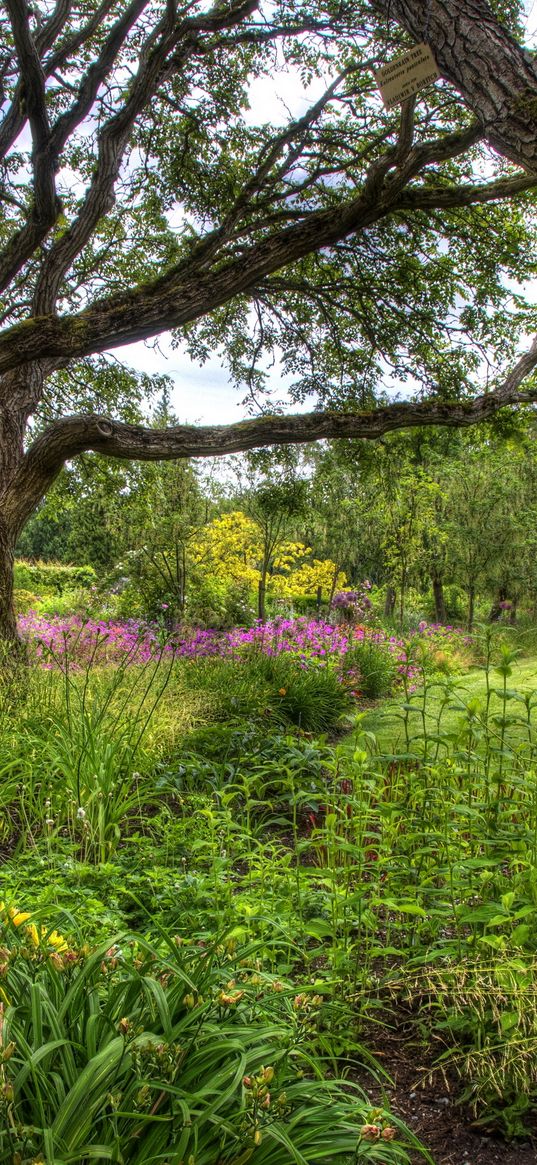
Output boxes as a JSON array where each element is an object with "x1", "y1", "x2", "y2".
[{"x1": 354, "y1": 656, "x2": 537, "y2": 754}]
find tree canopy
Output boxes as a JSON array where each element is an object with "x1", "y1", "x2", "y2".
[{"x1": 1, "y1": 0, "x2": 537, "y2": 639}]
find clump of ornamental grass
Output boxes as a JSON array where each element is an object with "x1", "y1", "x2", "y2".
[
  {"x1": 0, "y1": 647, "x2": 202, "y2": 861},
  {"x1": 184, "y1": 653, "x2": 354, "y2": 734},
  {"x1": 387, "y1": 957, "x2": 537, "y2": 1139},
  {"x1": 342, "y1": 638, "x2": 398, "y2": 700}
]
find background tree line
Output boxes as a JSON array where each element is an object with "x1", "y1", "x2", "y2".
[{"x1": 16, "y1": 400, "x2": 537, "y2": 632}]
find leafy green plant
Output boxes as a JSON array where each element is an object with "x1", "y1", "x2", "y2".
[
  {"x1": 0, "y1": 918, "x2": 423, "y2": 1165},
  {"x1": 343, "y1": 640, "x2": 397, "y2": 699},
  {"x1": 14, "y1": 560, "x2": 97, "y2": 593},
  {"x1": 186, "y1": 654, "x2": 353, "y2": 734},
  {"x1": 0, "y1": 649, "x2": 196, "y2": 861}
]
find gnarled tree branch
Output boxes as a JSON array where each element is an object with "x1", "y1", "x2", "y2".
[
  {"x1": 6, "y1": 334, "x2": 537, "y2": 535},
  {"x1": 3, "y1": 164, "x2": 537, "y2": 375}
]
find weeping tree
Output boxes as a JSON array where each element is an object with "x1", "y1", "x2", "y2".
[{"x1": 2, "y1": 0, "x2": 537, "y2": 646}]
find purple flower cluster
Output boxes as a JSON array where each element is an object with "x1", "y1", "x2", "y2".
[
  {"x1": 331, "y1": 583, "x2": 373, "y2": 620},
  {"x1": 18, "y1": 613, "x2": 160, "y2": 668},
  {"x1": 17, "y1": 612, "x2": 469, "y2": 685},
  {"x1": 416, "y1": 620, "x2": 472, "y2": 646}
]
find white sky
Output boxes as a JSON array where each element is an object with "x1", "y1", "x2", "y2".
[{"x1": 108, "y1": 2, "x2": 537, "y2": 427}]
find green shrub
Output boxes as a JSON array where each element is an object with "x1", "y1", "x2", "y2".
[
  {"x1": 187, "y1": 573, "x2": 255, "y2": 629},
  {"x1": 343, "y1": 639, "x2": 397, "y2": 699},
  {"x1": 115, "y1": 572, "x2": 255, "y2": 629},
  {"x1": 270, "y1": 665, "x2": 353, "y2": 732},
  {"x1": 32, "y1": 587, "x2": 97, "y2": 617},
  {"x1": 291, "y1": 594, "x2": 323, "y2": 616},
  {"x1": 13, "y1": 588, "x2": 39, "y2": 614},
  {"x1": 185, "y1": 654, "x2": 353, "y2": 734},
  {"x1": 14, "y1": 559, "x2": 97, "y2": 592}
]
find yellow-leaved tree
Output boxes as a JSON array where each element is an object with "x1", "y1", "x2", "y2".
[
  {"x1": 191, "y1": 512, "x2": 261, "y2": 590},
  {"x1": 191, "y1": 510, "x2": 345, "y2": 615}
]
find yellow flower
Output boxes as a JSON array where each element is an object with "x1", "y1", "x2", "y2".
[
  {"x1": 0, "y1": 903, "x2": 68, "y2": 955},
  {"x1": 47, "y1": 929, "x2": 68, "y2": 952},
  {"x1": 26, "y1": 923, "x2": 40, "y2": 948},
  {"x1": 9, "y1": 911, "x2": 31, "y2": 927}
]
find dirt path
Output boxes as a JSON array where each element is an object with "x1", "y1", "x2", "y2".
[{"x1": 352, "y1": 1016, "x2": 537, "y2": 1165}]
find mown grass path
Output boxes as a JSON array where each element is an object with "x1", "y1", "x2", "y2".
[{"x1": 352, "y1": 657, "x2": 537, "y2": 754}]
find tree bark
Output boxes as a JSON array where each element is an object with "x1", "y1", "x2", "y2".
[
  {"x1": 375, "y1": 0, "x2": 537, "y2": 173},
  {"x1": 432, "y1": 571, "x2": 447, "y2": 624},
  {"x1": 384, "y1": 585, "x2": 396, "y2": 619},
  {"x1": 0, "y1": 518, "x2": 19, "y2": 647}
]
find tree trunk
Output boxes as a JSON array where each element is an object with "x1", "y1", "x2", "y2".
[
  {"x1": 398, "y1": 566, "x2": 407, "y2": 629},
  {"x1": 0, "y1": 518, "x2": 19, "y2": 651},
  {"x1": 384, "y1": 585, "x2": 396, "y2": 618},
  {"x1": 467, "y1": 583, "x2": 476, "y2": 631},
  {"x1": 432, "y1": 571, "x2": 447, "y2": 624},
  {"x1": 375, "y1": 0, "x2": 537, "y2": 174},
  {"x1": 488, "y1": 585, "x2": 507, "y2": 622},
  {"x1": 0, "y1": 397, "x2": 33, "y2": 653},
  {"x1": 258, "y1": 574, "x2": 267, "y2": 622},
  {"x1": 326, "y1": 564, "x2": 340, "y2": 617},
  {"x1": 181, "y1": 543, "x2": 187, "y2": 613}
]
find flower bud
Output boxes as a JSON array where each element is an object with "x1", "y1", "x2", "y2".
[{"x1": 360, "y1": 1124, "x2": 380, "y2": 1141}]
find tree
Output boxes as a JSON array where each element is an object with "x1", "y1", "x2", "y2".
[
  {"x1": 2, "y1": 0, "x2": 537, "y2": 645},
  {"x1": 305, "y1": 448, "x2": 367, "y2": 610},
  {"x1": 442, "y1": 451, "x2": 519, "y2": 629},
  {"x1": 110, "y1": 393, "x2": 208, "y2": 621},
  {"x1": 243, "y1": 481, "x2": 308, "y2": 619}
]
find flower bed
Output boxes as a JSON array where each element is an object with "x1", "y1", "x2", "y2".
[{"x1": 18, "y1": 612, "x2": 470, "y2": 683}]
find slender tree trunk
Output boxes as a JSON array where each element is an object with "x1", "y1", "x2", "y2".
[
  {"x1": 467, "y1": 583, "x2": 476, "y2": 631},
  {"x1": 384, "y1": 585, "x2": 396, "y2": 618},
  {"x1": 488, "y1": 585, "x2": 507, "y2": 622},
  {"x1": 258, "y1": 573, "x2": 267, "y2": 621},
  {"x1": 181, "y1": 543, "x2": 187, "y2": 613},
  {"x1": 327, "y1": 563, "x2": 340, "y2": 617},
  {"x1": 398, "y1": 567, "x2": 407, "y2": 630},
  {"x1": 432, "y1": 571, "x2": 447, "y2": 624}
]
